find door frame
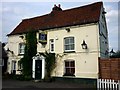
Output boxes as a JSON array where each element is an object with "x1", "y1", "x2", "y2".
[{"x1": 32, "y1": 54, "x2": 45, "y2": 79}]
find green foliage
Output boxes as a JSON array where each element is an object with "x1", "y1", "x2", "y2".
[
  {"x1": 20, "y1": 30, "x2": 37, "y2": 79},
  {"x1": 42, "y1": 51, "x2": 56, "y2": 81},
  {"x1": 110, "y1": 50, "x2": 120, "y2": 58}
]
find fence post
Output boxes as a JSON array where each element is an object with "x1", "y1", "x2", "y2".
[
  {"x1": 118, "y1": 80, "x2": 120, "y2": 90},
  {"x1": 97, "y1": 79, "x2": 99, "y2": 90}
]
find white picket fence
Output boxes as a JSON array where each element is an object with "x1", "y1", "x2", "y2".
[{"x1": 97, "y1": 79, "x2": 120, "y2": 90}]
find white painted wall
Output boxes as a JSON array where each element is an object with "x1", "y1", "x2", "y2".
[{"x1": 47, "y1": 24, "x2": 100, "y2": 78}]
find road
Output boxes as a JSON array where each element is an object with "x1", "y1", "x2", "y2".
[{"x1": 2, "y1": 79, "x2": 96, "y2": 90}]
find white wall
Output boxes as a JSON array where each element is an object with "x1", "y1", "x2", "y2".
[{"x1": 47, "y1": 24, "x2": 100, "y2": 78}]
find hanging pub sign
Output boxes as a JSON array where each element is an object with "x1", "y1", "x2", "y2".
[{"x1": 39, "y1": 31, "x2": 47, "y2": 44}]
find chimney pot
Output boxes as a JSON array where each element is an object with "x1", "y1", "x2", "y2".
[
  {"x1": 54, "y1": 4, "x2": 57, "y2": 7},
  {"x1": 58, "y1": 4, "x2": 61, "y2": 8}
]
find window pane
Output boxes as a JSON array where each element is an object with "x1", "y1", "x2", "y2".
[
  {"x1": 66, "y1": 68, "x2": 70, "y2": 74},
  {"x1": 65, "y1": 45, "x2": 69, "y2": 50},
  {"x1": 71, "y1": 44, "x2": 74, "y2": 50},
  {"x1": 71, "y1": 68, "x2": 75, "y2": 74},
  {"x1": 70, "y1": 37, "x2": 74, "y2": 43},
  {"x1": 65, "y1": 62, "x2": 69, "y2": 67},
  {"x1": 70, "y1": 61, "x2": 75, "y2": 67}
]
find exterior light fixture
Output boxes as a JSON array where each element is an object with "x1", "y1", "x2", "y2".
[
  {"x1": 81, "y1": 40, "x2": 87, "y2": 49},
  {"x1": 19, "y1": 35, "x2": 24, "y2": 39},
  {"x1": 65, "y1": 28, "x2": 70, "y2": 32}
]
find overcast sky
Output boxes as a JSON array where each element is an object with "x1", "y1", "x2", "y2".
[{"x1": 0, "y1": 0, "x2": 119, "y2": 51}]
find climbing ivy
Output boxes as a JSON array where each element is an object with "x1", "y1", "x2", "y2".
[
  {"x1": 20, "y1": 30, "x2": 37, "y2": 79},
  {"x1": 42, "y1": 51, "x2": 56, "y2": 81}
]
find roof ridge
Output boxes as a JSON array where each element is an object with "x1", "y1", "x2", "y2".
[
  {"x1": 22, "y1": 2, "x2": 103, "y2": 21},
  {"x1": 8, "y1": 1, "x2": 103, "y2": 36}
]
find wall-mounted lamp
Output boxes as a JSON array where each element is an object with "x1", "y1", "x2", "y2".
[
  {"x1": 65, "y1": 28, "x2": 70, "y2": 32},
  {"x1": 19, "y1": 35, "x2": 24, "y2": 39},
  {"x1": 81, "y1": 40, "x2": 87, "y2": 49}
]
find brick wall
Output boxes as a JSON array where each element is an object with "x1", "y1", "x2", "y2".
[{"x1": 99, "y1": 58, "x2": 120, "y2": 80}]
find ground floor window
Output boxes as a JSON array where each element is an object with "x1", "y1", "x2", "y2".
[
  {"x1": 18, "y1": 61, "x2": 22, "y2": 70},
  {"x1": 64, "y1": 60, "x2": 75, "y2": 76},
  {"x1": 0, "y1": 59, "x2": 4, "y2": 66}
]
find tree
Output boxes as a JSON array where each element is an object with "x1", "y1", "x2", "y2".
[
  {"x1": 110, "y1": 50, "x2": 120, "y2": 58},
  {"x1": 42, "y1": 51, "x2": 56, "y2": 81},
  {"x1": 20, "y1": 30, "x2": 37, "y2": 79}
]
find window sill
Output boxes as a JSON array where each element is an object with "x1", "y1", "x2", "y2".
[
  {"x1": 17, "y1": 69, "x2": 22, "y2": 71},
  {"x1": 64, "y1": 51, "x2": 75, "y2": 53},
  {"x1": 18, "y1": 54, "x2": 24, "y2": 56},
  {"x1": 63, "y1": 73, "x2": 75, "y2": 77}
]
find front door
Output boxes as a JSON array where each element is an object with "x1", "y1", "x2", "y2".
[
  {"x1": 35, "y1": 60, "x2": 42, "y2": 80},
  {"x1": 11, "y1": 61, "x2": 16, "y2": 75}
]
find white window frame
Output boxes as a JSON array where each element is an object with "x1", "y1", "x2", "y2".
[
  {"x1": 19, "y1": 43, "x2": 25, "y2": 54},
  {"x1": 64, "y1": 37, "x2": 75, "y2": 52},
  {"x1": 49, "y1": 39, "x2": 54, "y2": 53}
]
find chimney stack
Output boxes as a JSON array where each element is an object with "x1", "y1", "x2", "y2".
[{"x1": 52, "y1": 4, "x2": 62, "y2": 12}]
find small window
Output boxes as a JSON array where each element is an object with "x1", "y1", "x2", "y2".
[
  {"x1": 19, "y1": 43, "x2": 25, "y2": 54},
  {"x1": 50, "y1": 39, "x2": 54, "y2": 52},
  {"x1": 64, "y1": 60, "x2": 75, "y2": 76},
  {"x1": 64, "y1": 37, "x2": 75, "y2": 52}
]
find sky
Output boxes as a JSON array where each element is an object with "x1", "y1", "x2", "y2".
[{"x1": 0, "y1": 0, "x2": 119, "y2": 51}]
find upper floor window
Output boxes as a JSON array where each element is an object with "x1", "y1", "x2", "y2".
[
  {"x1": 19, "y1": 43, "x2": 25, "y2": 55},
  {"x1": 50, "y1": 39, "x2": 54, "y2": 52},
  {"x1": 64, "y1": 37, "x2": 75, "y2": 52}
]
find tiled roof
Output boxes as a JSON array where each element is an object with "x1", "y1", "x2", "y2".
[{"x1": 8, "y1": 2, "x2": 103, "y2": 36}]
